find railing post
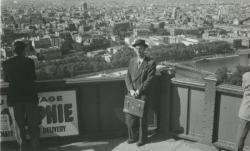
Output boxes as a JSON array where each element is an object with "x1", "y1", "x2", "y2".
[
  {"x1": 200, "y1": 74, "x2": 217, "y2": 145},
  {"x1": 158, "y1": 68, "x2": 174, "y2": 134}
]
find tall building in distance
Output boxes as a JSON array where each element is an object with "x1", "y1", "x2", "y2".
[
  {"x1": 172, "y1": 7, "x2": 181, "y2": 20},
  {"x1": 82, "y1": 2, "x2": 88, "y2": 12}
]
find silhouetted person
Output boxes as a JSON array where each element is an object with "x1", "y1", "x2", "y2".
[
  {"x1": 2, "y1": 41, "x2": 40, "y2": 151},
  {"x1": 125, "y1": 39, "x2": 156, "y2": 146},
  {"x1": 235, "y1": 71, "x2": 250, "y2": 151}
]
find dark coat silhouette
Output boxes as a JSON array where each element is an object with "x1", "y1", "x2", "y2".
[{"x1": 2, "y1": 56, "x2": 38, "y2": 106}]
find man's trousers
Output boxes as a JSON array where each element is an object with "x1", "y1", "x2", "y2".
[
  {"x1": 125, "y1": 104, "x2": 148, "y2": 143},
  {"x1": 12, "y1": 102, "x2": 40, "y2": 151}
]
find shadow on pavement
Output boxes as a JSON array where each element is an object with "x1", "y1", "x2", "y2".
[
  {"x1": 44, "y1": 138, "x2": 126, "y2": 151},
  {"x1": 0, "y1": 138, "x2": 126, "y2": 151},
  {"x1": 1, "y1": 133, "x2": 179, "y2": 151},
  {"x1": 147, "y1": 133, "x2": 179, "y2": 144}
]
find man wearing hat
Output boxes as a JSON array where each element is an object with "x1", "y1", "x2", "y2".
[
  {"x1": 125, "y1": 39, "x2": 156, "y2": 146},
  {"x1": 2, "y1": 41, "x2": 40, "y2": 151}
]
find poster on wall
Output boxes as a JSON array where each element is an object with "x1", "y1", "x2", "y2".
[
  {"x1": 0, "y1": 95, "x2": 15, "y2": 141},
  {"x1": 0, "y1": 90, "x2": 79, "y2": 142}
]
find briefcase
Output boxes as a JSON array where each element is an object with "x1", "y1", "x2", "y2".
[{"x1": 123, "y1": 95, "x2": 145, "y2": 117}]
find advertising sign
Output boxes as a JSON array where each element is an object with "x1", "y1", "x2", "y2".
[
  {"x1": 0, "y1": 90, "x2": 79, "y2": 142},
  {"x1": 0, "y1": 95, "x2": 15, "y2": 141}
]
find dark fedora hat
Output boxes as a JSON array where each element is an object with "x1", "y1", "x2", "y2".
[{"x1": 132, "y1": 39, "x2": 148, "y2": 47}]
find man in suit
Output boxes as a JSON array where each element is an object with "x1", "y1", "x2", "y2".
[
  {"x1": 2, "y1": 41, "x2": 40, "y2": 151},
  {"x1": 235, "y1": 71, "x2": 250, "y2": 151},
  {"x1": 125, "y1": 39, "x2": 156, "y2": 146}
]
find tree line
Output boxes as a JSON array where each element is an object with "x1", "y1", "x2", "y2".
[
  {"x1": 216, "y1": 66, "x2": 250, "y2": 86},
  {"x1": 36, "y1": 41, "x2": 234, "y2": 80}
]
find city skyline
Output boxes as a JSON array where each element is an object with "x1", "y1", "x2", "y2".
[
  {"x1": 1, "y1": 0, "x2": 249, "y2": 80},
  {"x1": 2, "y1": 0, "x2": 250, "y2": 7}
]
